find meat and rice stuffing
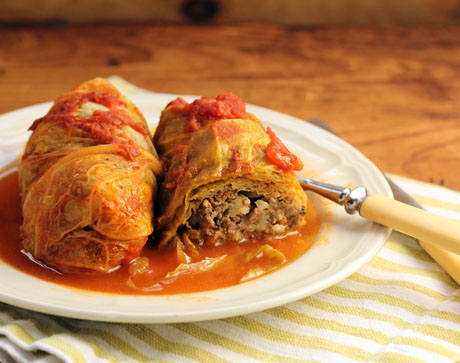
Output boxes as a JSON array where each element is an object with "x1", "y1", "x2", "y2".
[{"x1": 186, "y1": 188, "x2": 306, "y2": 245}]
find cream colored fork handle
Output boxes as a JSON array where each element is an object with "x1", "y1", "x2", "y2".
[{"x1": 360, "y1": 194, "x2": 460, "y2": 255}]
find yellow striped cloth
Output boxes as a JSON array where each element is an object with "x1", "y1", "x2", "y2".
[{"x1": 1, "y1": 174, "x2": 460, "y2": 363}]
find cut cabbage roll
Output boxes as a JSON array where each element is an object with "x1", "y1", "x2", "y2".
[
  {"x1": 19, "y1": 78, "x2": 162, "y2": 273},
  {"x1": 153, "y1": 93, "x2": 307, "y2": 250}
]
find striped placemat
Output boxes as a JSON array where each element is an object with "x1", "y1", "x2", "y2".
[{"x1": 1, "y1": 174, "x2": 460, "y2": 363}]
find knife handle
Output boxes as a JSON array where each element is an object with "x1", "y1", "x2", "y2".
[
  {"x1": 360, "y1": 194, "x2": 460, "y2": 255},
  {"x1": 419, "y1": 240, "x2": 460, "y2": 285}
]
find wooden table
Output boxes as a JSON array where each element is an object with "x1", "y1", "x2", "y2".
[{"x1": 1, "y1": 23, "x2": 460, "y2": 190}]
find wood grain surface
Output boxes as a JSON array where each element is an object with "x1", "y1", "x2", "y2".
[
  {"x1": 2, "y1": 0, "x2": 459, "y2": 26},
  {"x1": 1, "y1": 24, "x2": 460, "y2": 190}
]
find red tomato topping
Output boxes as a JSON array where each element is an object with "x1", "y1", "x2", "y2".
[
  {"x1": 30, "y1": 92, "x2": 125, "y2": 131},
  {"x1": 84, "y1": 110, "x2": 147, "y2": 140},
  {"x1": 28, "y1": 109, "x2": 146, "y2": 160},
  {"x1": 53, "y1": 92, "x2": 124, "y2": 114},
  {"x1": 230, "y1": 148, "x2": 254, "y2": 174},
  {"x1": 183, "y1": 117, "x2": 201, "y2": 133},
  {"x1": 165, "y1": 150, "x2": 188, "y2": 189},
  {"x1": 168, "y1": 93, "x2": 250, "y2": 133},
  {"x1": 214, "y1": 121, "x2": 242, "y2": 140},
  {"x1": 117, "y1": 140, "x2": 142, "y2": 160},
  {"x1": 265, "y1": 127, "x2": 303, "y2": 171}
]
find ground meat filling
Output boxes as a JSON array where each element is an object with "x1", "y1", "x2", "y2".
[{"x1": 186, "y1": 189, "x2": 306, "y2": 245}]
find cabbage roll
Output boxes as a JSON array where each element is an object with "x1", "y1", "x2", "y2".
[
  {"x1": 153, "y1": 93, "x2": 307, "y2": 250},
  {"x1": 19, "y1": 78, "x2": 162, "y2": 273}
]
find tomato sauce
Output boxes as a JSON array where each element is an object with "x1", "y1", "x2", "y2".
[
  {"x1": 29, "y1": 92, "x2": 126, "y2": 131},
  {"x1": 0, "y1": 171, "x2": 321, "y2": 295},
  {"x1": 265, "y1": 127, "x2": 303, "y2": 171},
  {"x1": 25, "y1": 93, "x2": 147, "y2": 161},
  {"x1": 167, "y1": 93, "x2": 250, "y2": 133}
]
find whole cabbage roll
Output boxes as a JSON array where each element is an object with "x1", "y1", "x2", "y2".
[
  {"x1": 19, "y1": 78, "x2": 162, "y2": 273},
  {"x1": 153, "y1": 93, "x2": 307, "y2": 252}
]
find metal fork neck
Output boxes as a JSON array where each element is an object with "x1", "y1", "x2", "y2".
[{"x1": 299, "y1": 178, "x2": 368, "y2": 214}]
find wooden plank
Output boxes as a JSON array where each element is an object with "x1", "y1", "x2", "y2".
[
  {"x1": 1, "y1": 0, "x2": 459, "y2": 26},
  {"x1": 0, "y1": 24, "x2": 459, "y2": 189}
]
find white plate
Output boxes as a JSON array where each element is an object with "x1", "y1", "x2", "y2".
[{"x1": 0, "y1": 92, "x2": 392, "y2": 323}]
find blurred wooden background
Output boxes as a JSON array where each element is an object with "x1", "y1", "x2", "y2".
[
  {"x1": 2, "y1": 1, "x2": 460, "y2": 190},
  {"x1": 2, "y1": 0, "x2": 460, "y2": 26}
]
